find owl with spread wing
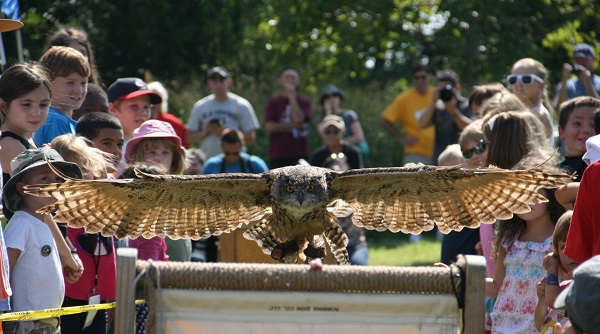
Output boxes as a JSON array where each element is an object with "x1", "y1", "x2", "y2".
[{"x1": 24, "y1": 164, "x2": 570, "y2": 264}]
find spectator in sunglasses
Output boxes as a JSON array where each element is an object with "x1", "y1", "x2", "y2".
[
  {"x1": 381, "y1": 63, "x2": 435, "y2": 166},
  {"x1": 508, "y1": 58, "x2": 554, "y2": 140},
  {"x1": 311, "y1": 115, "x2": 363, "y2": 170},
  {"x1": 555, "y1": 43, "x2": 600, "y2": 110},
  {"x1": 418, "y1": 69, "x2": 474, "y2": 165}
]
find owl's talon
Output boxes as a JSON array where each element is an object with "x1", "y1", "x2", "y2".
[
  {"x1": 304, "y1": 245, "x2": 326, "y2": 259},
  {"x1": 271, "y1": 241, "x2": 300, "y2": 262}
]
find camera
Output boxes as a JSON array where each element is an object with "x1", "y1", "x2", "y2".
[
  {"x1": 439, "y1": 85, "x2": 455, "y2": 102},
  {"x1": 572, "y1": 64, "x2": 582, "y2": 74},
  {"x1": 208, "y1": 118, "x2": 223, "y2": 127}
]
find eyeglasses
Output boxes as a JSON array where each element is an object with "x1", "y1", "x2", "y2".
[
  {"x1": 324, "y1": 129, "x2": 341, "y2": 135},
  {"x1": 462, "y1": 140, "x2": 488, "y2": 159},
  {"x1": 506, "y1": 74, "x2": 544, "y2": 86}
]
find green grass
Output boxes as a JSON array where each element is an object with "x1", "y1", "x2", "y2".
[{"x1": 367, "y1": 230, "x2": 442, "y2": 266}]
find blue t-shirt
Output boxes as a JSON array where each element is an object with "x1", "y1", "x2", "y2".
[
  {"x1": 556, "y1": 74, "x2": 600, "y2": 100},
  {"x1": 202, "y1": 152, "x2": 268, "y2": 174},
  {"x1": 33, "y1": 107, "x2": 76, "y2": 147}
]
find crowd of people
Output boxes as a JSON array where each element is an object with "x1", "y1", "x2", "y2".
[{"x1": 0, "y1": 17, "x2": 597, "y2": 334}]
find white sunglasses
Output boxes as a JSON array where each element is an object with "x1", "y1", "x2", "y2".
[{"x1": 506, "y1": 74, "x2": 544, "y2": 85}]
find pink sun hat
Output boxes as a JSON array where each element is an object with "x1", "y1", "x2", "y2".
[{"x1": 125, "y1": 120, "x2": 185, "y2": 164}]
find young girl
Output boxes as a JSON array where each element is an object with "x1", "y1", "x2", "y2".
[
  {"x1": 124, "y1": 119, "x2": 189, "y2": 262},
  {"x1": 50, "y1": 134, "x2": 116, "y2": 334},
  {"x1": 508, "y1": 58, "x2": 554, "y2": 140},
  {"x1": 535, "y1": 210, "x2": 579, "y2": 333},
  {"x1": 486, "y1": 157, "x2": 566, "y2": 333}
]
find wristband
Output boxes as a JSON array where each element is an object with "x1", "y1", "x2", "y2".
[
  {"x1": 69, "y1": 247, "x2": 78, "y2": 254},
  {"x1": 547, "y1": 273, "x2": 559, "y2": 286}
]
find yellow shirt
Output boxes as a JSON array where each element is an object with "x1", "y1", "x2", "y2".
[{"x1": 381, "y1": 87, "x2": 435, "y2": 157}]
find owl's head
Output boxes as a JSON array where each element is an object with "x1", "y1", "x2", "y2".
[{"x1": 269, "y1": 165, "x2": 331, "y2": 209}]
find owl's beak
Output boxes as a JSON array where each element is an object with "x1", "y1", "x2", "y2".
[{"x1": 296, "y1": 192, "x2": 305, "y2": 204}]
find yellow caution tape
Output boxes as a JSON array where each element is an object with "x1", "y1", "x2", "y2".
[{"x1": 0, "y1": 300, "x2": 145, "y2": 322}]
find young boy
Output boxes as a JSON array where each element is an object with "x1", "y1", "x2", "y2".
[
  {"x1": 34, "y1": 46, "x2": 91, "y2": 147},
  {"x1": 72, "y1": 83, "x2": 109, "y2": 120},
  {"x1": 76, "y1": 111, "x2": 125, "y2": 166},
  {"x1": 106, "y1": 77, "x2": 162, "y2": 142},
  {"x1": 557, "y1": 96, "x2": 600, "y2": 181},
  {"x1": 2, "y1": 147, "x2": 82, "y2": 333}
]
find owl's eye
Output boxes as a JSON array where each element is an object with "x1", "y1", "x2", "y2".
[
  {"x1": 307, "y1": 184, "x2": 315, "y2": 192},
  {"x1": 286, "y1": 186, "x2": 294, "y2": 193}
]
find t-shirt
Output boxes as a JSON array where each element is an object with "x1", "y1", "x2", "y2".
[
  {"x1": 555, "y1": 74, "x2": 600, "y2": 102},
  {"x1": 202, "y1": 152, "x2": 268, "y2": 174},
  {"x1": 4, "y1": 211, "x2": 64, "y2": 311},
  {"x1": 265, "y1": 95, "x2": 312, "y2": 162},
  {"x1": 187, "y1": 92, "x2": 260, "y2": 158},
  {"x1": 431, "y1": 98, "x2": 472, "y2": 164},
  {"x1": 557, "y1": 155, "x2": 587, "y2": 182},
  {"x1": 33, "y1": 106, "x2": 76, "y2": 147},
  {"x1": 381, "y1": 87, "x2": 435, "y2": 157}
]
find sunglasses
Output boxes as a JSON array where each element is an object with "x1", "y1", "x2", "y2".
[
  {"x1": 506, "y1": 74, "x2": 544, "y2": 86},
  {"x1": 324, "y1": 129, "x2": 341, "y2": 135},
  {"x1": 462, "y1": 140, "x2": 488, "y2": 159}
]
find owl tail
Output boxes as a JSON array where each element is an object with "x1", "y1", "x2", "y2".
[
  {"x1": 243, "y1": 219, "x2": 281, "y2": 255},
  {"x1": 323, "y1": 217, "x2": 350, "y2": 265}
]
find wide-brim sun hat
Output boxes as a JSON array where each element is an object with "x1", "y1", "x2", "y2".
[
  {"x1": 125, "y1": 120, "x2": 185, "y2": 164},
  {"x1": 0, "y1": 19, "x2": 23, "y2": 33},
  {"x1": 2, "y1": 147, "x2": 82, "y2": 212}
]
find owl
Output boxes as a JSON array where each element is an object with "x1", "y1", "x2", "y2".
[{"x1": 25, "y1": 164, "x2": 570, "y2": 265}]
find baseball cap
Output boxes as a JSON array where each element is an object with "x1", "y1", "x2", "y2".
[
  {"x1": 125, "y1": 120, "x2": 185, "y2": 163},
  {"x1": 0, "y1": 19, "x2": 22, "y2": 33},
  {"x1": 554, "y1": 254, "x2": 600, "y2": 332},
  {"x1": 207, "y1": 67, "x2": 230, "y2": 79},
  {"x1": 107, "y1": 78, "x2": 162, "y2": 104},
  {"x1": 573, "y1": 43, "x2": 595, "y2": 58},
  {"x1": 321, "y1": 115, "x2": 345, "y2": 131},
  {"x1": 2, "y1": 147, "x2": 82, "y2": 212}
]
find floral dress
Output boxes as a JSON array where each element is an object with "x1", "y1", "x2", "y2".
[{"x1": 491, "y1": 236, "x2": 552, "y2": 334}]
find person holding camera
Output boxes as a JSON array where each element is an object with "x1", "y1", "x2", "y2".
[
  {"x1": 554, "y1": 43, "x2": 600, "y2": 110},
  {"x1": 417, "y1": 69, "x2": 473, "y2": 165},
  {"x1": 187, "y1": 66, "x2": 260, "y2": 159}
]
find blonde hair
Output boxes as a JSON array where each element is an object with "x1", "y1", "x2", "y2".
[
  {"x1": 511, "y1": 58, "x2": 554, "y2": 115},
  {"x1": 128, "y1": 137, "x2": 186, "y2": 174},
  {"x1": 50, "y1": 134, "x2": 112, "y2": 179},
  {"x1": 479, "y1": 91, "x2": 527, "y2": 118},
  {"x1": 437, "y1": 144, "x2": 466, "y2": 166}
]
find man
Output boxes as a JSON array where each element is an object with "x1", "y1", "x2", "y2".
[
  {"x1": 418, "y1": 69, "x2": 473, "y2": 165},
  {"x1": 265, "y1": 67, "x2": 312, "y2": 169},
  {"x1": 381, "y1": 63, "x2": 436, "y2": 166},
  {"x1": 554, "y1": 43, "x2": 600, "y2": 110},
  {"x1": 187, "y1": 67, "x2": 260, "y2": 158},
  {"x1": 197, "y1": 129, "x2": 268, "y2": 262}
]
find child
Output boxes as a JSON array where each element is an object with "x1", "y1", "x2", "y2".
[
  {"x1": 0, "y1": 63, "x2": 53, "y2": 219},
  {"x1": 557, "y1": 96, "x2": 599, "y2": 181},
  {"x1": 50, "y1": 134, "x2": 116, "y2": 333},
  {"x1": 438, "y1": 144, "x2": 479, "y2": 265},
  {"x1": 458, "y1": 119, "x2": 487, "y2": 169},
  {"x1": 535, "y1": 211, "x2": 579, "y2": 333},
  {"x1": 2, "y1": 147, "x2": 83, "y2": 333},
  {"x1": 124, "y1": 120, "x2": 189, "y2": 262},
  {"x1": 507, "y1": 58, "x2": 554, "y2": 139},
  {"x1": 485, "y1": 158, "x2": 566, "y2": 333},
  {"x1": 72, "y1": 83, "x2": 109, "y2": 120},
  {"x1": 76, "y1": 111, "x2": 125, "y2": 170},
  {"x1": 107, "y1": 78, "x2": 162, "y2": 143},
  {"x1": 34, "y1": 46, "x2": 91, "y2": 146}
]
